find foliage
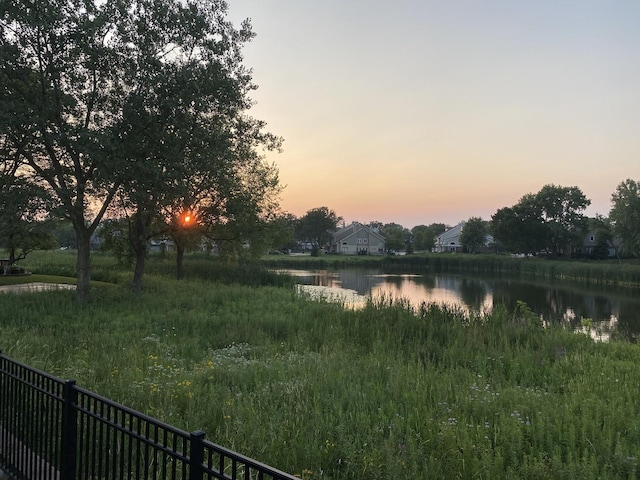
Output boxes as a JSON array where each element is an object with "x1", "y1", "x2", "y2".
[
  {"x1": 0, "y1": 176, "x2": 57, "y2": 267},
  {"x1": 295, "y1": 207, "x2": 342, "y2": 249},
  {"x1": 492, "y1": 185, "x2": 590, "y2": 256},
  {"x1": 379, "y1": 223, "x2": 410, "y2": 252},
  {"x1": 0, "y1": 0, "x2": 279, "y2": 300},
  {"x1": 586, "y1": 215, "x2": 616, "y2": 260},
  {"x1": 411, "y1": 223, "x2": 447, "y2": 252},
  {"x1": 610, "y1": 178, "x2": 640, "y2": 257},
  {"x1": 263, "y1": 213, "x2": 297, "y2": 253},
  {"x1": 460, "y1": 217, "x2": 488, "y2": 253},
  {"x1": 537, "y1": 184, "x2": 590, "y2": 255}
]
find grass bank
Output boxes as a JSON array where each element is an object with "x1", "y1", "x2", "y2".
[
  {"x1": 264, "y1": 253, "x2": 640, "y2": 288},
  {"x1": 2, "y1": 252, "x2": 640, "y2": 478}
]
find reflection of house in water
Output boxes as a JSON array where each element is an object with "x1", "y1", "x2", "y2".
[
  {"x1": 284, "y1": 269, "x2": 384, "y2": 296},
  {"x1": 336, "y1": 269, "x2": 384, "y2": 295}
]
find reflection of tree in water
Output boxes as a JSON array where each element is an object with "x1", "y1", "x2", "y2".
[
  {"x1": 616, "y1": 302, "x2": 640, "y2": 341},
  {"x1": 411, "y1": 274, "x2": 436, "y2": 290},
  {"x1": 458, "y1": 278, "x2": 489, "y2": 311},
  {"x1": 490, "y1": 281, "x2": 551, "y2": 315},
  {"x1": 490, "y1": 279, "x2": 624, "y2": 330},
  {"x1": 287, "y1": 267, "x2": 640, "y2": 339}
]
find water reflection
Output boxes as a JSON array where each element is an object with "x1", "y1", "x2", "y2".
[{"x1": 281, "y1": 268, "x2": 640, "y2": 341}]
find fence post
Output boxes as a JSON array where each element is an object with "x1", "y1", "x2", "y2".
[
  {"x1": 189, "y1": 430, "x2": 206, "y2": 480},
  {"x1": 60, "y1": 380, "x2": 78, "y2": 480}
]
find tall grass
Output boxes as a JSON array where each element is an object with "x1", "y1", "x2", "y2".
[
  {"x1": 2, "y1": 251, "x2": 640, "y2": 478},
  {"x1": 265, "y1": 253, "x2": 640, "y2": 288}
]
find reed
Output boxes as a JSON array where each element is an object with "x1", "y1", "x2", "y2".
[{"x1": 265, "y1": 253, "x2": 640, "y2": 288}]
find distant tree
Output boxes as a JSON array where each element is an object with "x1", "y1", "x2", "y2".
[
  {"x1": 492, "y1": 195, "x2": 546, "y2": 255},
  {"x1": 97, "y1": 218, "x2": 133, "y2": 264},
  {"x1": 51, "y1": 220, "x2": 78, "y2": 249},
  {"x1": 380, "y1": 223, "x2": 410, "y2": 252},
  {"x1": 460, "y1": 217, "x2": 487, "y2": 253},
  {"x1": 610, "y1": 179, "x2": 640, "y2": 257},
  {"x1": 296, "y1": 207, "x2": 342, "y2": 253},
  {"x1": 412, "y1": 223, "x2": 448, "y2": 252},
  {"x1": 0, "y1": 178, "x2": 57, "y2": 269},
  {"x1": 265, "y1": 213, "x2": 297, "y2": 253},
  {"x1": 587, "y1": 215, "x2": 615, "y2": 260},
  {"x1": 492, "y1": 185, "x2": 590, "y2": 255},
  {"x1": 411, "y1": 225, "x2": 432, "y2": 251},
  {"x1": 536, "y1": 184, "x2": 590, "y2": 256}
]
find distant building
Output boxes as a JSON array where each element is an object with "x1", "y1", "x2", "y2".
[
  {"x1": 330, "y1": 223, "x2": 385, "y2": 255},
  {"x1": 572, "y1": 230, "x2": 621, "y2": 258},
  {"x1": 433, "y1": 222, "x2": 494, "y2": 253},
  {"x1": 433, "y1": 222, "x2": 465, "y2": 253}
]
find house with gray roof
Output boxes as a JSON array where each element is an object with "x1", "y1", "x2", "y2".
[
  {"x1": 433, "y1": 222, "x2": 494, "y2": 253},
  {"x1": 330, "y1": 223, "x2": 385, "y2": 255}
]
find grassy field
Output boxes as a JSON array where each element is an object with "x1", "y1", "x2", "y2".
[{"x1": 2, "y1": 251, "x2": 640, "y2": 479}]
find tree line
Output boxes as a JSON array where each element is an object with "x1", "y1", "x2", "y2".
[{"x1": 280, "y1": 180, "x2": 640, "y2": 259}]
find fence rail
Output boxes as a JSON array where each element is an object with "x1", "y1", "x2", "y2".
[{"x1": 0, "y1": 352, "x2": 298, "y2": 480}]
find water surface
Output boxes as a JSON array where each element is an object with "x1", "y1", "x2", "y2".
[{"x1": 282, "y1": 268, "x2": 640, "y2": 341}]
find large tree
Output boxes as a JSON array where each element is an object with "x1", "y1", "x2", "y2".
[
  {"x1": 536, "y1": 184, "x2": 590, "y2": 255},
  {"x1": 0, "y1": 0, "x2": 277, "y2": 300},
  {"x1": 380, "y1": 223, "x2": 410, "y2": 252},
  {"x1": 492, "y1": 194, "x2": 546, "y2": 255},
  {"x1": 610, "y1": 178, "x2": 640, "y2": 257},
  {"x1": 460, "y1": 217, "x2": 487, "y2": 253},
  {"x1": 492, "y1": 185, "x2": 590, "y2": 256},
  {"x1": 296, "y1": 207, "x2": 342, "y2": 251},
  {"x1": 411, "y1": 223, "x2": 447, "y2": 252}
]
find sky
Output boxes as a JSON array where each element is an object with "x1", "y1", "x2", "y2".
[{"x1": 227, "y1": 1, "x2": 640, "y2": 228}]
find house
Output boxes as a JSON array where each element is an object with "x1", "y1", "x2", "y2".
[
  {"x1": 330, "y1": 223, "x2": 385, "y2": 255},
  {"x1": 433, "y1": 222, "x2": 465, "y2": 253},
  {"x1": 572, "y1": 231, "x2": 621, "y2": 258},
  {"x1": 433, "y1": 222, "x2": 494, "y2": 253}
]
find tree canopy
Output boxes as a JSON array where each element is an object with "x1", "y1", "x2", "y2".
[
  {"x1": 460, "y1": 217, "x2": 488, "y2": 253},
  {"x1": 296, "y1": 207, "x2": 341, "y2": 251},
  {"x1": 379, "y1": 223, "x2": 410, "y2": 252},
  {"x1": 610, "y1": 178, "x2": 640, "y2": 257},
  {"x1": 492, "y1": 185, "x2": 590, "y2": 256},
  {"x1": 0, "y1": 0, "x2": 280, "y2": 299}
]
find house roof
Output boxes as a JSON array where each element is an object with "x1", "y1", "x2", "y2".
[
  {"x1": 435, "y1": 221, "x2": 495, "y2": 247},
  {"x1": 332, "y1": 223, "x2": 385, "y2": 243},
  {"x1": 435, "y1": 222, "x2": 464, "y2": 245}
]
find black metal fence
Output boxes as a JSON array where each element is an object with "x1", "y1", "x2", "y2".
[{"x1": 0, "y1": 352, "x2": 299, "y2": 480}]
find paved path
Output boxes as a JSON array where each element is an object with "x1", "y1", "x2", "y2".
[{"x1": 0, "y1": 283, "x2": 76, "y2": 294}]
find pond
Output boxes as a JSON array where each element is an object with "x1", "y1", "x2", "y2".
[{"x1": 281, "y1": 268, "x2": 640, "y2": 341}]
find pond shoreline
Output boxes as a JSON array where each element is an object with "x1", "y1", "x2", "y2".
[{"x1": 264, "y1": 253, "x2": 640, "y2": 289}]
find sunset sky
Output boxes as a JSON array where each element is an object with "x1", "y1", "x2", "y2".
[{"x1": 228, "y1": 1, "x2": 639, "y2": 228}]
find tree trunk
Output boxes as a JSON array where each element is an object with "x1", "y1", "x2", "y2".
[
  {"x1": 75, "y1": 227, "x2": 92, "y2": 302},
  {"x1": 176, "y1": 242, "x2": 185, "y2": 280},
  {"x1": 131, "y1": 208, "x2": 151, "y2": 295},
  {"x1": 132, "y1": 245, "x2": 146, "y2": 295}
]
